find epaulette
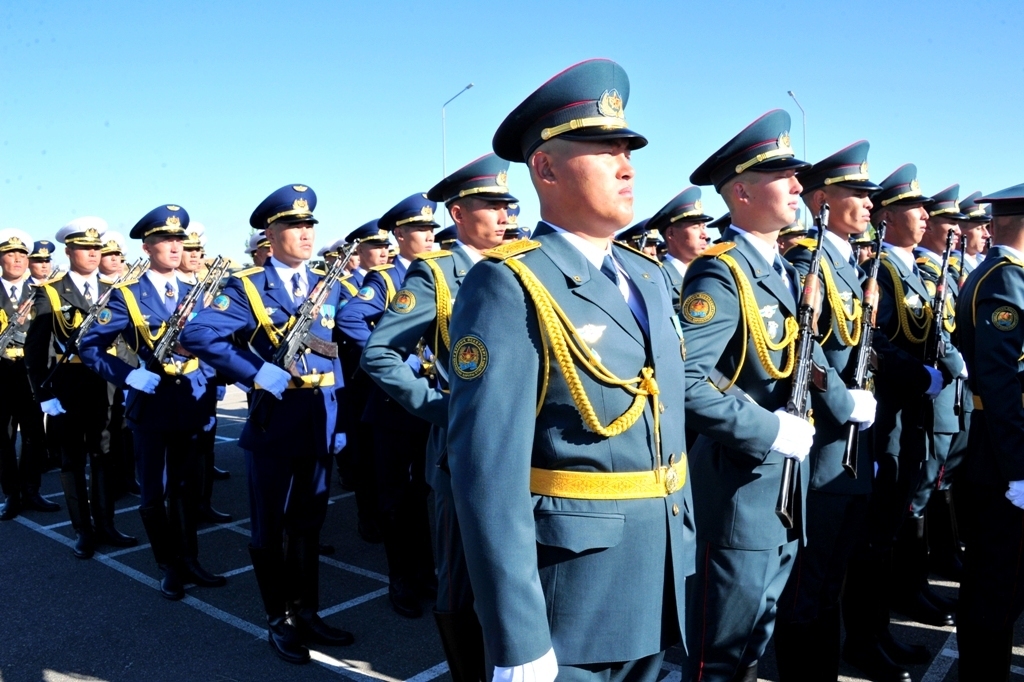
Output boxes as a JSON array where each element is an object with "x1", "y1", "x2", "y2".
[
  {"x1": 617, "y1": 241, "x2": 663, "y2": 266},
  {"x1": 36, "y1": 271, "x2": 66, "y2": 286},
  {"x1": 415, "y1": 250, "x2": 453, "y2": 261},
  {"x1": 794, "y1": 237, "x2": 818, "y2": 250},
  {"x1": 1005, "y1": 254, "x2": 1024, "y2": 268},
  {"x1": 99, "y1": 275, "x2": 116, "y2": 285},
  {"x1": 310, "y1": 267, "x2": 326, "y2": 276},
  {"x1": 483, "y1": 239, "x2": 541, "y2": 261},
  {"x1": 915, "y1": 257, "x2": 940, "y2": 274},
  {"x1": 698, "y1": 241, "x2": 737, "y2": 259},
  {"x1": 369, "y1": 264, "x2": 395, "y2": 272},
  {"x1": 231, "y1": 266, "x2": 263, "y2": 279},
  {"x1": 114, "y1": 278, "x2": 140, "y2": 289}
]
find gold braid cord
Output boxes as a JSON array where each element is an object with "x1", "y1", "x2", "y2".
[
  {"x1": 0, "y1": 308, "x2": 7, "y2": 334},
  {"x1": 42, "y1": 284, "x2": 83, "y2": 339},
  {"x1": 718, "y1": 254, "x2": 798, "y2": 380},
  {"x1": 241, "y1": 276, "x2": 294, "y2": 348},
  {"x1": 423, "y1": 259, "x2": 453, "y2": 352},
  {"x1": 820, "y1": 261, "x2": 862, "y2": 347},
  {"x1": 501, "y1": 257, "x2": 660, "y2": 440},
  {"x1": 880, "y1": 258, "x2": 932, "y2": 344}
]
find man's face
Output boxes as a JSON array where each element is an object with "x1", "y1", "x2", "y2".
[
  {"x1": 818, "y1": 186, "x2": 873, "y2": 237},
  {"x1": 732, "y1": 170, "x2": 802, "y2": 234},
  {"x1": 267, "y1": 222, "x2": 314, "y2": 266},
  {"x1": 100, "y1": 253, "x2": 122, "y2": 277},
  {"x1": 253, "y1": 245, "x2": 271, "y2": 266},
  {"x1": 1, "y1": 250, "x2": 28, "y2": 281},
  {"x1": 324, "y1": 253, "x2": 338, "y2": 268},
  {"x1": 142, "y1": 235, "x2": 183, "y2": 271},
  {"x1": 28, "y1": 259, "x2": 51, "y2": 279},
  {"x1": 394, "y1": 225, "x2": 434, "y2": 258},
  {"x1": 66, "y1": 245, "x2": 101, "y2": 274},
  {"x1": 180, "y1": 248, "x2": 203, "y2": 274},
  {"x1": 451, "y1": 198, "x2": 508, "y2": 250},
  {"x1": 961, "y1": 222, "x2": 990, "y2": 255},
  {"x1": 356, "y1": 242, "x2": 389, "y2": 268},
  {"x1": 884, "y1": 204, "x2": 929, "y2": 247},
  {"x1": 666, "y1": 221, "x2": 709, "y2": 264},
  {"x1": 922, "y1": 216, "x2": 961, "y2": 253},
  {"x1": 344, "y1": 252, "x2": 360, "y2": 272},
  {"x1": 857, "y1": 244, "x2": 875, "y2": 265}
]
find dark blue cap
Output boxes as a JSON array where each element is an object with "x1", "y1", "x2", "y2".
[
  {"x1": 380, "y1": 193, "x2": 439, "y2": 232},
  {"x1": 779, "y1": 221, "x2": 809, "y2": 238},
  {"x1": 977, "y1": 183, "x2": 1024, "y2": 217},
  {"x1": 928, "y1": 184, "x2": 968, "y2": 220},
  {"x1": 871, "y1": 164, "x2": 934, "y2": 211},
  {"x1": 428, "y1": 153, "x2": 518, "y2": 204},
  {"x1": 345, "y1": 219, "x2": 389, "y2": 245},
  {"x1": 504, "y1": 202, "x2": 523, "y2": 237},
  {"x1": 493, "y1": 59, "x2": 647, "y2": 164},
  {"x1": 435, "y1": 225, "x2": 458, "y2": 245},
  {"x1": 30, "y1": 239, "x2": 55, "y2": 260},
  {"x1": 959, "y1": 191, "x2": 992, "y2": 222},
  {"x1": 690, "y1": 110, "x2": 809, "y2": 190},
  {"x1": 129, "y1": 204, "x2": 189, "y2": 240},
  {"x1": 249, "y1": 184, "x2": 318, "y2": 229},
  {"x1": 708, "y1": 213, "x2": 731, "y2": 230},
  {"x1": 797, "y1": 140, "x2": 882, "y2": 194},
  {"x1": 616, "y1": 218, "x2": 661, "y2": 245},
  {"x1": 647, "y1": 186, "x2": 714, "y2": 233}
]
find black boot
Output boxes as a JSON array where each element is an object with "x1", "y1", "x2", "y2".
[
  {"x1": 892, "y1": 515, "x2": 954, "y2": 627},
  {"x1": 91, "y1": 462, "x2": 137, "y2": 547},
  {"x1": 434, "y1": 609, "x2": 486, "y2": 682},
  {"x1": 0, "y1": 494, "x2": 20, "y2": 520},
  {"x1": 170, "y1": 494, "x2": 225, "y2": 588},
  {"x1": 879, "y1": 631, "x2": 930, "y2": 665},
  {"x1": 842, "y1": 639, "x2": 911, "y2": 682},
  {"x1": 197, "y1": 430, "x2": 231, "y2": 523},
  {"x1": 928, "y1": 489, "x2": 964, "y2": 580},
  {"x1": 138, "y1": 505, "x2": 184, "y2": 600},
  {"x1": 957, "y1": 624, "x2": 1013, "y2": 680},
  {"x1": 250, "y1": 545, "x2": 310, "y2": 664},
  {"x1": 60, "y1": 471, "x2": 94, "y2": 559},
  {"x1": 21, "y1": 488, "x2": 60, "y2": 512},
  {"x1": 288, "y1": 532, "x2": 353, "y2": 646}
]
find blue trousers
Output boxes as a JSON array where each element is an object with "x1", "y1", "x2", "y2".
[
  {"x1": 246, "y1": 449, "x2": 331, "y2": 549},
  {"x1": 132, "y1": 427, "x2": 198, "y2": 507}
]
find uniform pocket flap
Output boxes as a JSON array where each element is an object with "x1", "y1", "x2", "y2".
[{"x1": 534, "y1": 510, "x2": 625, "y2": 553}]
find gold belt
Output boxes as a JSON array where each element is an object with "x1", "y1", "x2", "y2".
[
  {"x1": 286, "y1": 371, "x2": 335, "y2": 390},
  {"x1": 161, "y1": 358, "x2": 200, "y2": 376},
  {"x1": 3, "y1": 347, "x2": 24, "y2": 359},
  {"x1": 972, "y1": 395, "x2": 1024, "y2": 410},
  {"x1": 530, "y1": 455, "x2": 687, "y2": 500}
]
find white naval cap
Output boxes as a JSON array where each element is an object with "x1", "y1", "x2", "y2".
[
  {"x1": 100, "y1": 230, "x2": 127, "y2": 255},
  {"x1": 0, "y1": 228, "x2": 33, "y2": 254},
  {"x1": 57, "y1": 216, "x2": 108, "y2": 246},
  {"x1": 184, "y1": 221, "x2": 207, "y2": 249},
  {"x1": 247, "y1": 231, "x2": 270, "y2": 254}
]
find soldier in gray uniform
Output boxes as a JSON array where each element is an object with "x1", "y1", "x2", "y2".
[{"x1": 648, "y1": 186, "x2": 712, "y2": 312}]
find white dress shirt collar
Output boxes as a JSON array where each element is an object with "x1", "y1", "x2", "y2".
[
  {"x1": 663, "y1": 253, "x2": 687, "y2": 278},
  {"x1": 67, "y1": 269, "x2": 100, "y2": 298},
  {"x1": 883, "y1": 242, "x2": 916, "y2": 271},
  {"x1": 145, "y1": 269, "x2": 179, "y2": 296},
  {"x1": 455, "y1": 241, "x2": 484, "y2": 265},
  {"x1": 824, "y1": 230, "x2": 854, "y2": 262},
  {"x1": 730, "y1": 224, "x2": 781, "y2": 268}
]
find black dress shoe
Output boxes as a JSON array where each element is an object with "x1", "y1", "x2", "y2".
[
  {"x1": 880, "y1": 634, "x2": 931, "y2": 665},
  {"x1": 22, "y1": 492, "x2": 60, "y2": 512},
  {"x1": 0, "y1": 499, "x2": 19, "y2": 521},
  {"x1": 198, "y1": 505, "x2": 233, "y2": 524},
  {"x1": 181, "y1": 558, "x2": 227, "y2": 587},
  {"x1": 389, "y1": 582, "x2": 423, "y2": 618},
  {"x1": 268, "y1": 616, "x2": 310, "y2": 664},
  {"x1": 893, "y1": 590, "x2": 955, "y2": 627},
  {"x1": 290, "y1": 609, "x2": 354, "y2": 646},
  {"x1": 159, "y1": 564, "x2": 185, "y2": 600},
  {"x1": 95, "y1": 522, "x2": 138, "y2": 548},
  {"x1": 212, "y1": 466, "x2": 230, "y2": 481},
  {"x1": 414, "y1": 574, "x2": 438, "y2": 600},
  {"x1": 318, "y1": 543, "x2": 335, "y2": 556},
  {"x1": 357, "y1": 519, "x2": 383, "y2": 544},
  {"x1": 72, "y1": 532, "x2": 95, "y2": 560},
  {"x1": 843, "y1": 640, "x2": 911, "y2": 682}
]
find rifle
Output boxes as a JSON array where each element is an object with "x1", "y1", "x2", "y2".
[
  {"x1": 922, "y1": 227, "x2": 956, "y2": 461},
  {"x1": 249, "y1": 243, "x2": 358, "y2": 421},
  {"x1": 41, "y1": 257, "x2": 149, "y2": 388},
  {"x1": 0, "y1": 298, "x2": 34, "y2": 356},
  {"x1": 953, "y1": 234, "x2": 967, "y2": 425},
  {"x1": 777, "y1": 204, "x2": 829, "y2": 529},
  {"x1": 841, "y1": 221, "x2": 886, "y2": 478}
]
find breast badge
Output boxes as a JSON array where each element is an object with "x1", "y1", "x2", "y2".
[
  {"x1": 452, "y1": 336, "x2": 488, "y2": 380},
  {"x1": 682, "y1": 293, "x2": 716, "y2": 324},
  {"x1": 575, "y1": 324, "x2": 606, "y2": 344},
  {"x1": 992, "y1": 306, "x2": 1019, "y2": 332}
]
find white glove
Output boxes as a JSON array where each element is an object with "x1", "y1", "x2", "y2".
[
  {"x1": 848, "y1": 389, "x2": 877, "y2": 431},
  {"x1": 493, "y1": 648, "x2": 558, "y2": 682},
  {"x1": 126, "y1": 368, "x2": 161, "y2": 394},
  {"x1": 253, "y1": 362, "x2": 291, "y2": 399},
  {"x1": 772, "y1": 409, "x2": 815, "y2": 462},
  {"x1": 1007, "y1": 480, "x2": 1024, "y2": 510},
  {"x1": 924, "y1": 366, "x2": 943, "y2": 399},
  {"x1": 40, "y1": 398, "x2": 66, "y2": 416}
]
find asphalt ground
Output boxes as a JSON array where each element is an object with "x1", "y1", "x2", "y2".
[{"x1": 0, "y1": 386, "x2": 1021, "y2": 681}]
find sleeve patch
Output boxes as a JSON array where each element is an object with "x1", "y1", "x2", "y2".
[
  {"x1": 992, "y1": 306, "x2": 1019, "y2": 331},
  {"x1": 452, "y1": 336, "x2": 488, "y2": 380},
  {"x1": 97, "y1": 308, "x2": 113, "y2": 325},
  {"x1": 357, "y1": 286, "x2": 375, "y2": 301},
  {"x1": 682, "y1": 292, "x2": 716, "y2": 324},
  {"x1": 212, "y1": 294, "x2": 231, "y2": 311},
  {"x1": 391, "y1": 290, "x2": 416, "y2": 314}
]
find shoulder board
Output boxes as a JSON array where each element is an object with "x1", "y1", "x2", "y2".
[
  {"x1": 915, "y1": 257, "x2": 940, "y2": 272},
  {"x1": 949, "y1": 256, "x2": 960, "y2": 267},
  {"x1": 369, "y1": 264, "x2": 395, "y2": 272},
  {"x1": 617, "y1": 242, "x2": 663, "y2": 266},
  {"x1": 416, "y1": 250, "x2": 453, "y2": 261},
  {"x1": 794, "y1": 237, "x2": 818, "y2": 250},
  {"x1": 310, "y1": 267, "x2": 326, "y2": 276},
  {"x1": 483, "y1": 239, "x2": 542, "y2": 261},
  {"x1": 99, "y1": 275, "x2": 116, "y2": 285},
  {"x1": 231, "y1": 266, "x2": 263, "y2": 279},
  {"x1": 698, "y1": 241, "x2": 737, "y2": 259},
  {"x1": 1005, "y1": 255, "x2": 1024, "y2": 268},
  {"x1": 114, "y1": 278, "x2": 139, "y2": 289},
  {"x1": 36, "y1": 272, "x2": 67, "y2": 286}
]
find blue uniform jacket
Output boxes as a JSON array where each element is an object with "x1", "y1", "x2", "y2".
[
  {"x1": 681, "y1": 227, "x2": 855, "y2": 549},
  {"x1": 78, "y1": 274, "x2": 208, "y2": 432},
  {"x1": 447, "y1": 224, "x2": 694, "y2": 667},
  {"x1": 178, "y1": 265, "x2": 345, "y2": 457}
]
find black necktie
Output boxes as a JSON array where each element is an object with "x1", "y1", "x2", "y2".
[
  {"x1": 9, "y1": 285, "x2": 16, "y2": 301},
  {"x1": 600, "y1": 255, "x2": 619, "y2": 285},
  {"x1": 848, "y1": 253, "x2": 859, "y2": 269},
  {"x1": 83, "y1": 282, "x2": 93, "y2": 303}
]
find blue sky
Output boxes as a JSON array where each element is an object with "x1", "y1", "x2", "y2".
[{"x1": 2, "y1": 0, "x2": 1022, "y2": 265}]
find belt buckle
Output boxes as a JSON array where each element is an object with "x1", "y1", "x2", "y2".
[{"x1": 310, "y1": 371, "x2": 323, "y2": 389}]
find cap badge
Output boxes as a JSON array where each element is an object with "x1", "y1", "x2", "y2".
[
  {"x1": 293, "y1": 185, "x2": 308, "y2": 192},
  {"x1": 779, "y1": 132, "x2": 792, "y2": 151},
  {"x1": 165, "y1": 216, "x2": 181, "y2": 227},
  {"x1": 85, "y1": 228, "x2": 99, "y2": 239},
  {"x1": 694, "y1": 199, "x2": 703, "y2": 213},
  {"x1": 496, "y1": 170, "x2": 508, "y2": 189},
  {"x1": 508, "y1": 213, "x2": 518, "y2": 226},
  {"x1": 860, "y1": 161, "x2": 869, "y2": 175},
  {"x1": 293, "y1": 198, "x2": 309, "y2": 212},
  {"x1": 38, "y1": 247, "x2": 49, "y2": 256},
  {"x1": 421, "y1": 205, "x2": 434, "y2": 220},
  {"x1": 597, "y1": 89, "x2": 625, "y2": 119},
  {"x1": 9, "y1": 237, "x2": 22, "y2": 246},
  {"x1": 189, "y1": 232, "x2": 199, "y2": 241}
]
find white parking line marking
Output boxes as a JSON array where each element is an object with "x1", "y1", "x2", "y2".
[
  {"x1": 403, "y1": 661, "x2": 449, "y2": 682},
  {"x1": 922, "y1": 633, "x2": 957, "y2": 682},
  {"x1": 320, "y1": 587, "x2": 389, "y2": 617}
]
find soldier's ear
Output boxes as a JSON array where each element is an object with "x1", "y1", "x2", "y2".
[{"x1": 531, "y1": 150, "x2": 557, "y2": 184}]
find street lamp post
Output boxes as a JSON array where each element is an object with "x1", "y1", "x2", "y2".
[
  {"x1": 441, "y1": 83, "x2": 474, "y2": 228},
  {"x1": 787, "y1": 90, "x2": 808, "y2": 227}
]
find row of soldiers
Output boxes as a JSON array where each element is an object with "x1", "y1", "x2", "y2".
[{"x1": 2, "y1": 56, "x2": 1023, "y2": 682}]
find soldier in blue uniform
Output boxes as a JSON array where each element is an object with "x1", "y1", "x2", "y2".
[
  {"x1": 647, "y1": 186, "x2": 713, "y2": 311},
  {"x1": 25, "y1": 218, "x2": 137, "y2": 558},
  {"x1": 337, "y1": 194, "x2": 437, "y2": 618},
  {"x1": 362, "y1": 152, "x2": 515, "y2": 680},
  {"x1": 181, "y1": 185, "x2": 354, "y2": 663},
  {"x1": 448, "y1": 58, "x2": 694, "y2": 682},
  {"x1": 841, "y1": 164, "x2": 961, "y2": 680},
  {"x1": 773, "y1": 141, "x2": 882, "y2": 680},
  {"x1": 27, "y1": 240, "x2": 56, "y2": 284},
  {"x1": 953, "y1": 183, "x2": 1024, "y2": 679},
  {"x1": 77, "y1": 205, "x2": 226, "y2": 600},
  {"x1": 681, "y1": 111, "x2": 876, "y2": 682},
  {"x1": 0, "y1": 229, "x2": 61, "y2": 520}
]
